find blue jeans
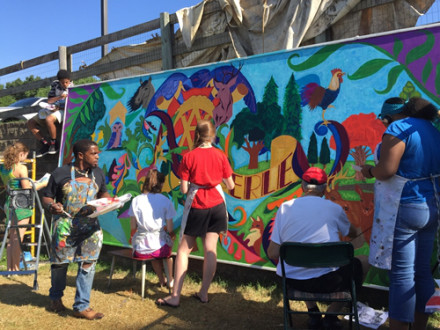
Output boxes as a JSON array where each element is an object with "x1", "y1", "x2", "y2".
[
  {"x1": 49, "y1": 262, "x2": 97, "y2": 312},
  {"x1": 389, "y1": 198, "x2": 438, "y2": 322}
]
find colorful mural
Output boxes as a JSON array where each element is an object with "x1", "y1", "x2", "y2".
[{"x1": 60, "y1": 25, "x2": 440, "y2": 282}]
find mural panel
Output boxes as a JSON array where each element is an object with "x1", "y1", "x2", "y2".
[{"x1": 61, "y1": 25, "x2": 440, "y2": 285}]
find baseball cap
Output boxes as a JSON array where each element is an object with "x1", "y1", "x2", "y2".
[{"x1": 302, "y1": 167, "x2": 327, "y2": 185}]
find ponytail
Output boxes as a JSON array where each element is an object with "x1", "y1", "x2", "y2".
[{"x1": 142, "y1": 169, "x2": 165, "y2": 193}]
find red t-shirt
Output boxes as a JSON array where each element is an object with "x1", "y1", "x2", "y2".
[{"x1": 179, "y1": 147, "x2": 233, "y2": 209}]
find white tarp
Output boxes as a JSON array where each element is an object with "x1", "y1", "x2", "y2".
[{"x1": 92, "y1": 0, "x2": 434, "y2": 80}]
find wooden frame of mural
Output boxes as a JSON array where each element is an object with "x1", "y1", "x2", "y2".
[{"x1": 60, "y1": 24, "x2": 440, "y2": 288}]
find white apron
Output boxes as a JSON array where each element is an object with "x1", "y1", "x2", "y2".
[
  {"x1": 179, "y1": 183, "x2": 228, "y2": 241},
  {"x1": 369, "y1": 174, "x2": 440, "y2": 270}
]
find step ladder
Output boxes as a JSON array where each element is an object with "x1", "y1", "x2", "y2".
[{"x1": 0, "y1": 177, "x2": 51, "y2": 290}]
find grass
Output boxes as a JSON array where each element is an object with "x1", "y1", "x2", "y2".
[{"x1": 0, "y1": 253, "x2": 439, "y2": 329}]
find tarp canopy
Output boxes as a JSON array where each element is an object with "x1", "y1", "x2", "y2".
[{"x1": 93, "y1": 0, "x2": 434, "y2": 80}]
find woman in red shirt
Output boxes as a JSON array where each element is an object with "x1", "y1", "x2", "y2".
[{"x1": 156, "y1": 120, "x2": 235, "y2": 307}]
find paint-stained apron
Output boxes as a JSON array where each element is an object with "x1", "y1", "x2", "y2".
[
  {"x1": 369, "y1": 174, "x2": 440, "y2": 270},
  {"x1": 50, "y1": 167, "x2": 103, "y2": 264},
  {"x1": 179, "y1": 183, "x2": 228, "y2": 241}
]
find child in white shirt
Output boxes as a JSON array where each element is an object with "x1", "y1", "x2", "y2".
[{"x1": 129, "y1": 169, "x2": 176, "y2": 288}]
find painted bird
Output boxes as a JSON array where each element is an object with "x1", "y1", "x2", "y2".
[{"x1": 300, "y1": 68, "x2": 345, "y2": 125}]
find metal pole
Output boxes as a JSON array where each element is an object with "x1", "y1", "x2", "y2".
[{"x1": 101, "y1": 0, "x2": 108, "y2": 57}]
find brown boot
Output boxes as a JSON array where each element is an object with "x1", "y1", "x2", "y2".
[
  {"x1": 73, "y1": 307, "x2": 104, "y2": 320},
  {"x1": 47, "y1": 299, "x2": 66, "y2": 313}
]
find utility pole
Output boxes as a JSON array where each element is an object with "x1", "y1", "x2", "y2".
[{"x1": 101, "y1": 0, "x2": 108, "y2": 57}]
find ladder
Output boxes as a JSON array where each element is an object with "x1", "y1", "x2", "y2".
[{"x1": 0, "y1": 177, "x2": 51, "y2": 290}]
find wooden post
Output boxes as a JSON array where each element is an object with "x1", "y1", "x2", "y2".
[
  {"x1": 101, "y1": 0, "x2": 109, "y2": 57},
  {"x1": 160, "y1": 12, "x2": 174, "y2": 70},
  {"x1": 58, "y1": 46, "x2": 68, "y2": 71}
]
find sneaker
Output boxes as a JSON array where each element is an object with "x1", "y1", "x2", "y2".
[
  {"x1": 73, "y1": 307, "x2": 104, "y2": 320},
  {"x1": 36, "y1": 143, "x2": 50, "y2": 158},
  {"x1": 48, "y1": 143, "x2": 57, "y2": 155},
  {"x1": 47, "y1": 299, "x2": 66, "y2": 313},
  {"x1": 39, "y1": 102, "x2": 57, "y2": 110}
]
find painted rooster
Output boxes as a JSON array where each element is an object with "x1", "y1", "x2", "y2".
[{"x1": 300, "y1": 68, "x2": 345, "y2": 125}]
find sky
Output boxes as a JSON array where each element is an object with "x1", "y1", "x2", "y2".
[{"x1": 0, "y1": 0, "x2": 202, "y2": 71}]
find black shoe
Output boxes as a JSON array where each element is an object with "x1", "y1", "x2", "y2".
[
  {"x1": 48, "y1": 143, "x2": 57, "y2": 155},
  {"x1": 307, "y1": 315, "x2": 323, "y2": 329},
  {"x1": 36, "y1": 143, "x2": 50, "y2": 158},
  {"x1": 322, "y1": 316, "x2": 342, "y2": 330}
]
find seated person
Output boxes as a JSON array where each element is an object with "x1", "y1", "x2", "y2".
[
  {"x1": 267, "y1": 167, "x2": 363, "y2": 330},
  {"x1": 129, "y1": 169, "x2": 176, "y2": 288},
  {"x1": 27, "y1": 69, "x2": 73, "y2": 158}
]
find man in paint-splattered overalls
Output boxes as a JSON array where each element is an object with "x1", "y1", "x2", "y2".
[{"x1": 43, "y1": 139, "x2": 110, "y2": 320}]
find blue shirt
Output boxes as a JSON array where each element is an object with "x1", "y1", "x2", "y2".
[{"x1": 385, "y1": 117, "x2": 440, "y2": 203}]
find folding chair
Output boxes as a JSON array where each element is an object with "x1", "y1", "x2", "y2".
[{"x1": 279, "y1": 242, "x2": 360, "y2": 330}]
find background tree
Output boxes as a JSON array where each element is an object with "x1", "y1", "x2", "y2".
[
  {"x1": 0, "y1": 75, "x2": 98, "y2": 106},
  {"x1": 307, "y1": 132, "x2": 318, "y2": 166},
  {"x1": 231, "y1": 76, "x2": 284, "y2": 169},
  {"x1": 282, "y1": 73, "x2": 302, "y2": 141},
  {"x1": 319, "y1": 137, "x2": 330, "y2": 169}
]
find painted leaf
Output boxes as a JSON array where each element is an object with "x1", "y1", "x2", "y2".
[
  {"x1": 101, "y1": 83, "x2": 126, "y2": 100},
  {"x1": 73, "y1": 88, "x2": 91, "y2": 96},
  {"x1": 348, "y1": 59, "x2": 393, "y2": 80},
  {"x1": 69, "y1": 97, "x2": 86, "y2": 104},
  {"x1": 287, "y1": 43, "x2": 345, "y2": 72},
  {"x1": 392, "y1": 38, "x2": 403, "y2": 59},
  {"x1": 405, "y1": 30, "x2": 435, "y2": 65},
  {"x1": 422, "y1": 59, "x2": 433, "y2": 84},
  {"x1": 375, "y1": 65, "x2": 405, "y2": 94}
]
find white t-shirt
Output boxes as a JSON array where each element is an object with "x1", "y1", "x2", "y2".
[
  {"x1": 128, "y1": 193, "x2": 176, "y2": 254},
  {"x1": 271, "y1": 195, "x2": 350, "y2": 280}
]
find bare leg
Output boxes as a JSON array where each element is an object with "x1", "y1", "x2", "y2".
[
  {"x1": 45, "y1": 115, "x2": 57, "y2": 140},
  {"x1": 165, "y1": 257, "x2": 174, "y2": 285},
  {"x1": 412, "y1": 311, "x2": 429, "y2": 330},
  {"x1": 197, "y1": 232, "x2": 219, "y2": 302},
  {"x1": 7, "y1": 218, "x2": 30, "y2": 271},
  {"x1": 389, "y1": 317, "x2": 410, "y2": 330},
  {"x1": 27, "y1": 119, "x2": 44, "y2": 141},
  {"x1": 158, "y1": 235, "x2": 196, "y2": 306},
  {"x1": 151, "y1": 259, "x2": 166, "y2": 286}
]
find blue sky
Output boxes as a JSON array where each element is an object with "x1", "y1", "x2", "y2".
[{"x1": 0, "y1": 1, "x2": 201, "y2": 69}]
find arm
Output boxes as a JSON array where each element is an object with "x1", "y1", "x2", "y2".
[
  {"x1": 165, "y1": 218, "x2": 176, "y2": 240},
  {"x1": 180, "y1": 179, "x2": 189, "y2": 194},
  {"x1": 361, "y1": 134, "x2": 405, "y2": 180},
  {"x1": 267, "y1": 241, "x2": 280, "y2": 260},
  {"x1": 346, "y1": 223, "x2": 358, "y2": 239},
  {"x1": 42, "y1": 196, "x2": 64, "y2": 215},
  {"x1": 129, "y1": 216, "x2": 137, "y2": 244},
  {"x1": 223, "y1": 176, "x2": 235, "y2": 190}
]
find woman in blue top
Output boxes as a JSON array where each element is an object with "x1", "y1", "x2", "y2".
[{"x1": 362, "y1": 97, "x2": 440, "y2": 330}]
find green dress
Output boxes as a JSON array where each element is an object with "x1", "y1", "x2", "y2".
[{"x1": 0, "y1": 164, "x2": 33, "y2": 222}]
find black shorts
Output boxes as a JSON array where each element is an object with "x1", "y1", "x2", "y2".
[
  {"x1": 286, "y1": 258, "x2": 363, "y2": 294},
  {"x1": 184, "y1": 202, "x2": 227, "y2": 237}
]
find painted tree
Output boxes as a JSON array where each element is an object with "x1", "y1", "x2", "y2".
[
  {"x1": 319, "y1": 137, "x2": 330, "y2": 169},
  {"x1": 282, "y1": 73, "x2": 303, "y2": 141},
  {"x1": 330, "y1": 113, "x2": 385, "y2": 180},
  {"x1": 231, "y1": 76, "x2": 284, "y2": 169},
  {"x1": 307, "y1": 132, "x2": 318, "y2": 166}
]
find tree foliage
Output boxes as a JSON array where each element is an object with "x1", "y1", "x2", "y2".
[
  {"x1": 307, "y1": 132, "x2": 318, "y2": 165},
  {"x1": 0, "y1": 75, "x2": 98, "y2": 106},
  {"x1": 282, "y1": 73, "x2": 303, "y2": 140},
  {"x1": 319, "y1": 137, "x2": 330, "y2": 167}
]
